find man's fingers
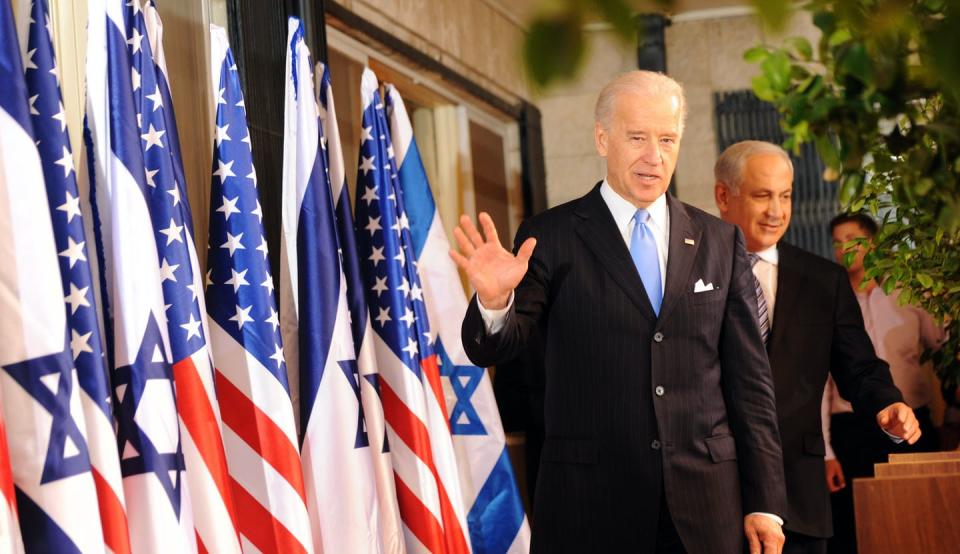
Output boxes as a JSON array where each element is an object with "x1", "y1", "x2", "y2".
[
  {"x1": 452, "y1": 226, "x2": 477, "y2": 257},
  {"x1": 746, "y1": 527, "x2": 761, "y2": 554},
  {"x1": 906, "y1": 427, "x2": 922, "y2": 444},
  {"x1": 516, "y1": 238, "x2": 537, "y2": 263},
  {"x1": 449, "y1": 248, "x2": 469, "y2": 270},
  {"x1": 762, "y1": 534, "x2": 779, "y2": 554},
  {"x1": 478, "y1": 212, "x2": 500, "y2": 246},
  {"x1": 460, "y1": 214, "x2": 485, "y2": 249}
]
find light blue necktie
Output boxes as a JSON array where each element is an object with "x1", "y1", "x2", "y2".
[{"x1": 630, "y1": 209, "x2": 662, "y2": 315}]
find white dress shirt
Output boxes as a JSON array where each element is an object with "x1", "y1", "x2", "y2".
[{"x1": 475, "y1": 182, "x2": 783, "y2": 526}]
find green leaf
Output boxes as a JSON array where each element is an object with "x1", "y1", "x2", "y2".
[
  {"x1": 752, "y1": 74, "x2": 776, "y2": 102},
  {"x1": 917, "y1": 273, "x2": 935, "y2": 288},
  {"x1": 786, "y1": 37, "x2": 813, "y2": 61},
  {"x1": 813, "y1": 11, "x2": 836, "y2": 35},
  {"x1": 828, "y1": 28, "x2": 853, "y2": 47},
  {"x1": 750, "y1": 0, "x2": 790, "y2": 31},
  {"x1": 522, "y1": 15, "x2": 585, "y2": 88},
  {"x1": 883, "y1": 277, "x2": 897, "y2": 295},
  {"x1": 843, "y1": 251, "x2": 857, "y2": 268},
  {"x1": 838, "y1": 43, "x2": 873, "y2": 84},
  {"x1": 839, "y1": 172, "x2": 864, "y2": 206},
  {"x1": 815, "y1": 135, "x2": 842, "y2": 170},
  {"x1": 762, "y1": 51, "x2": 792, "y2": 91},
  {"x1": 743, "y1": 46, "x2": 769, "y2": 64}
]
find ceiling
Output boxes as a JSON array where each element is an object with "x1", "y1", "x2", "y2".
[{"x1": 487, "y1": 0, "x2": 751, "y2": 26}]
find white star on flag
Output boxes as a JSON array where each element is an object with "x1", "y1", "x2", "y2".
[
  {"x1": 146, "y1": 86, "x2": 164, "y2": 112},
  {"x1": 54, "y1": 145, "x2": 74, "y2": 177},
  {"x1": 269, "y1": 344, "x2": 284, "y2": 368},
  {"x1": 360, "y1": 125, "x2": 373, "y2": 142},
  {"x1": 371, "y1": 276, "x2": 388, "y2": 297},
  {"x1": 127, "y1": 27, "x2": 144, "y2": 54},
  {"x1": 213, "y1": 159, "x2": 236, "y2": 182},
  {"x1": 28, "y1": 94, "x2": 39, "y2": 115},
  {"x1": 361, "y1": 186, "x2": 378, "y2": 205},
  {"x1": 70, "y1": 329, "x2": 94, "y2": 360},
  {"x1": 224, "y1": 268, "x2": 249, "y2": 292},
  {"x1": 364, "y1": 215, "x2": 381, "y2": 236},
  {"x1": 230, "y1": 304, "x2": 253, "y2": 329},
  {"x1": 167, "y1": 186, "x2": 181, "y2": 206},
  {"x1": 216, "y1": 194, "x2": 241, "y2": 220},
  {"x1": 159, "y1": 258, "x2": 180, "y2": 282},
  {"x1": 58, "y1": 236, "x2": 86, "y2": 268},
  {"x1": 158, "y1": 218, "x2": 184, "y2": 245},
  {"x1": 374, "y1": 306, "x2": 390, "y2": 326},
  {"x1": 57, "y1": 190, "x2": 82, "y2": 223},
  {"x1": 401, "y1": 337, "x2": 418, "y2": 357},
  {"x1": 221, "y1": 231, "x2": 245, "y2": 256},
  {"x1": 145, "y1": 167, "x2": 159, "y2": 188},
  {"x1": 265, "y1": 308, "x2": 280, "y2": 331},
  {"x1": 215, "y1": 123, "x2": 231, "y2": 146},
  {"x1": 25, "y1": 48, "x2": 37, "y2": 70},
  {"x1": 251, "y1": 200, "x2": 263, "y2": 221},
  {"x1": 52, "y1": 101, "x2": 67, "y2": 131},
  {"x1": 180, "y1": 314, "x2": 202, "y2": 340},
  {"x1": 64, "y1": 283, "x2": 91, "y2": 314},
  {"x1": 260, "y1": 274, "x2": 274, "y2": 294},
  {"x1": 256, "y1": 235, "x2": 269, "y2": 259},
  {"x1": 368, "y1": 246, "x2": 385, "y2": 265},
  {"x1": 359, "y1": 155, "x2": 376, "y2": 176},
  {"x1": 399, "y1": 307, "x2": 415, "y2": 327},
  {"x1": 141, "y1": 124, "x2": 165, "y2": 151}
]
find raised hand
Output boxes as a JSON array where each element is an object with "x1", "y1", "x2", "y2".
[{"x1": 449, "y1": 212, "x2": 536, "y2": 310}]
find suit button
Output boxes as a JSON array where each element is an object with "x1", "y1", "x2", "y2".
[
  {"x1": 653, "y1": 332, "x2": 664, "y2": 343},
  {"x1": 655, "y1": 385, "x2": 665, "y2": 397},
  {"x1": 651, "y1": 440, "x2": 661, "y2": 450}
]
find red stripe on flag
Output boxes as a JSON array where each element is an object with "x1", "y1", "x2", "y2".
[
  {"x1": 420, "y1": 354, "x2": 449, "y2": 431},
  {"x1": 214, "y1": 370, "x2": 307, "y2": 503},
  {"x1": 0, "y1": 414, "x2": 16, "y2": 518},
  {"x1": 393, "y1": 472, "x2": 446, "y2": 553},
  {"x1": 196, "y1": 531, "x2": 208, "y2": 554},
  {"x1": 172, "y1": 357, "x2": 240, "y2": 535},
  {"x1": 231, "y1": 477, "x2": 309, "y2": 554},
  {"x1": 91, "y1": 469, "x2": 131, "y2": 554},
  {"x1": 380, "y1": 378, "x2": 469, "y2": 554}
]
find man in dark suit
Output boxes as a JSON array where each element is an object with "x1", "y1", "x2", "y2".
[
  {"x1": 451, "y1": 71, "x2": 787, "y2": 553},
  {"x1": 713, "y1": 140, "x2": 922, "y2": 554}
]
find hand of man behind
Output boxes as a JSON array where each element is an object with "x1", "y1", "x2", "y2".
[
  {"x1": 824, "y1": 458, "x2": 845, "y2": 493},
  {"x1": 877, "y1": 402, "x2": 922, "y2": 444},
  {"x1": 449, "y1": 212, "x2": 536, "y2": 309},
  {"x1": 745, "y1": 514, "x2": 785, "y2": 554}
]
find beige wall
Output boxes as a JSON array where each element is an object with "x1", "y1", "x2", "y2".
[
  {"x1": 331, "y1": 0, "x2": 530, "y2": 104},
  {"x1": 535, "y1": 9, "x2": 821, "y2": 213}
]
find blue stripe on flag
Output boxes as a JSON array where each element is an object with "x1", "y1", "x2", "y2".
[
  {"x1": 15, "y1": 487, "x2": 82, "y2": 554},
  {"x1": 395, "y1": 140, "x2": 436, "y2": 260},
  {"x1": 467, "y1": 447, "x2": 528, "y2": 554},
  {"x1": 0, "y1": 0, "x2": 32, "y2": 132}
]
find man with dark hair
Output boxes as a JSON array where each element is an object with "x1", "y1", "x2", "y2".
[
  {"x1": 714, "y1": 141, "x2": 921, "y2": 554},
  {"x1": 822, "y1": 212, "x2": 945, "y2": 554}
]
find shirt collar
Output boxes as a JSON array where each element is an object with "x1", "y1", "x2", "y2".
[
  {"x1": 752, "y1": 243, "x2": 779, "y2": 266},
  {"x1": 600, "y1": 179, "x2": 668, "y2": 233}
]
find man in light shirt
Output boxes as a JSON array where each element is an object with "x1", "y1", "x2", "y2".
[
  {"x1": 714, "y1": 141, "x2": 921, "y2": 554},
  {"x1": 452, "y1": 71, "x2": 787, "y2": 553},
  {"x1": 822, "y1": 212, "x2": 946, "y2": 553}
]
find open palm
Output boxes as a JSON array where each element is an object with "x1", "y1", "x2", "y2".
[{"x1": 449, "y1": 212, "x2": 536, "y2": 309}]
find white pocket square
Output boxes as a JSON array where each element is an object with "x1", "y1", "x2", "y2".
[{"x1": 693, "y1": 279, "x2": 714, "y2": 293}]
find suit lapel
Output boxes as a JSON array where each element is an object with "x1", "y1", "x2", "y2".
[
  {"x1": 573, "y1": 186, "x2": 658, "y2": 322},
  {"x1": 768, "y1": 242, "x2": 803, "y2": 357},
  {"x1": 657, "y1": 195, "x2": 702, "y2": 326}
]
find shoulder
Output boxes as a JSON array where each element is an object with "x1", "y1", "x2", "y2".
[
  {"x1": 517, "y1": 188, "x2": 593, "y2": 238},
  {"x1": 780, "y1": 242, "x2": 843, "y2": 275}
]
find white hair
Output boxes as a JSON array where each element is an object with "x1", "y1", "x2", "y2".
[
  {"x1": 714, "y1": 140, "x2": 794, "y2": 193},
  {"x1": 594, "y1": 70, "x2": 688, "y2": 135}
]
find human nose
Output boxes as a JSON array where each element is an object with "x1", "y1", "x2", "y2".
[{"x1": 639, "y1": 140, "x2": 662, "y2": 165}]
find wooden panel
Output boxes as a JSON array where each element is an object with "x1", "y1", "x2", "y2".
[
  {"x1": 854, "y1": 474, "x2": 960, "y2": 554},
  {"x1": 888, "y1": 451, "x2": 960, "y2": 463},
  {"x1": 875, "y1": 460, "x2": 960, "y2": 477}
]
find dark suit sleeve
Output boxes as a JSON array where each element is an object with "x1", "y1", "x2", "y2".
[
  {"x1": 828, "y1": 271, "x2": 903, "y2": 417},
  {"x1": 462, "y1": 219, "x2": 549, "y2": 367},
  {"x1": 718, "y1": 228, "x2": 787, "y2": 517}
]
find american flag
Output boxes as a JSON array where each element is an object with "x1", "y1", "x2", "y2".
[
  {"x1": 385, "y1": 86, "x2": 530, "y2": 553},
  {"x1": 279, "y1": 19, "x2": 388, "y2": 551},
  {"x1": 354, "y1": 67, "x2": 470, "y2": 554},
  {"x1": 85, "y1": 0, "x2": 197, "y2": 549},
  {"x1": 20, "y1": 0, "x2": 130, "y2": 551},
  {"x1": 1, "y1": 1, "x2": 104, "y2": 551},
  {"x1": 319, "y1": 62, "x2": 406, "y2": 553},
  {"x1": 205, "y1": 24, "x2": 314, "y2": 554},
  {"x1": 123, "y1": 3, "x2": 241, "y2": 552}
]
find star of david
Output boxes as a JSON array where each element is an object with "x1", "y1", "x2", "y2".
[
  {"x1": 2, "y1": 334, "x2": 91, "y2": 483},
  {"x1": 112, "y1": 314, "x2": 186, "y2": 515},
  {"x1": 435, "y1": 339, "x2": 486, "y2": 436},
  {"x1": 338, "y1": 359, "x2": 369, "y2": 449}
]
